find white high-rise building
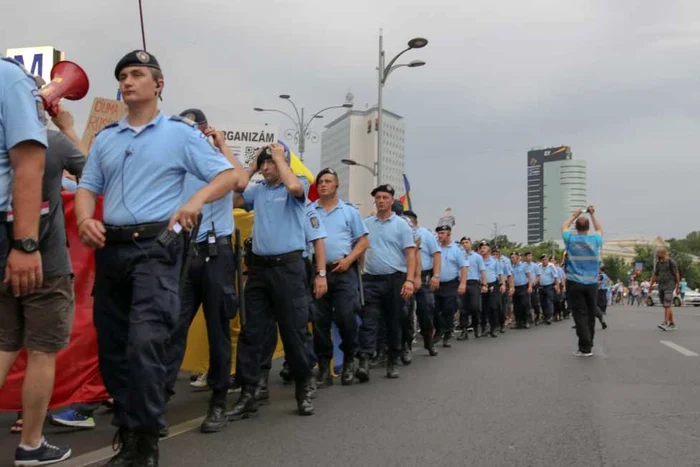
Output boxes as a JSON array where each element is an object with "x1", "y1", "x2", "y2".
[{"x1": 321, "y1": 107, "x2": 405, "y2": 216}]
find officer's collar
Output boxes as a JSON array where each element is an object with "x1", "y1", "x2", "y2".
[
  {"x1": 312, "y1": 198, "x2": 345, "y2": 212},
  {"x1": 116, "y1": 111, "x2": 165, "y2": 132},
  {"x1": 375, "y1": 212, "x2": 397, "y2": 222}
]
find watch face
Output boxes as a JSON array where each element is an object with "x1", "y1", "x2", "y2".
[{"x1": 21, "y1": 238, "x2": 38, "y2": 252}]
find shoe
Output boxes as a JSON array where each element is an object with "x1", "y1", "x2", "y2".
[
  {"x1": 423, "y1": 335, "x2": 438, "y2": 356},
  {"x1": 295, "y1": 378, "x2": 315, "y2": 416},
  {"x1": 601, "y1": 321, "x2": 608, "y2": 330},
  {"x1": 386, "y1": 360, "x2": 400, "y2": 379},
  {"x1": 574, "y1": 350, "x2": 593, "y2": 357},
  {"x1": 442, "y1": 338, "x2": 452, "y2": 348},
  {"x1": 254, "y1": 369, "x2": 270, "y2": 405},
  {"x1": 201, "y1": 391, "x2": 228, "y2": 433},
  {"x1": 133, "y1": 432, "x2": 159, "y2": 467},
  {"x1": 456, "y1": 329, "x2": 469, "y2": 341},
  {"x1": 227, "y1": 386, "x2": 259, "y2": 421},
  {"x1": 228, "y1": 375, "x2": 241, "y2": 394},
  {"x1": 189, "y1": 373, "x2": 208, "y2": 391},
  {"x1": 14, "y1": 438, "x2": 71, "y2": 466},
  {"x1": 279, "y1": 361, "x2": 293, "y2": 384},
  {"x1": 315, "y1": 359, "x2": 333, "y2": 388},
  {"x1": 369, "y1": 350, "x2": 386, "y2": 369},
  {"x1": 499, "y1": 326, "x2": 506, "y2": 333},
  {"x1": 48, "y1": 408, "x2": 96, "y2": 429},
  {"x1": 545, "y1": 320, "x2": 552, "y2": 325},
  {"x1": 341, "y1": 358, "x2": 355, "y2": 386},
  {"x1": 355, "y1": 356, "x2": 370, "y2": 383},
  {"x1": 401, "y1": 345, "x2": 412, "y2": 365},
  {"x1": 666, "y1": 323, "x2": 677, "y2": 331},
  {"x1": 524, "y1": 323, "x2": 531, "y2": 329},
  {"x1": 106, "y1": 429, "x2": 137, "y2": 466},
  {"x1": 158, "y1": 425, "x2": 169, "y2": 438},
  {"x1": 658, "y1": 323, "x2": 668, "y2": 331},
  {"x1": 489, "y1": 332, "x2": 498, "y2": 338}
]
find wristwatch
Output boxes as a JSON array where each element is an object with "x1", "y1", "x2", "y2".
[
  {"x1": 432, "y1": 275, "x2": 440, "y2": 280},
  {"x1": 12, "y1": 237, "x2": 39, "y2": 253},
  {"x1": 317, "y1": 270, "x2": 327, "y2": 278}
]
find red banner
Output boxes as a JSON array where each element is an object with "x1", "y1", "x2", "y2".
[{"x1": 0, "y1": 193, "x2": 109, "y2": 411}]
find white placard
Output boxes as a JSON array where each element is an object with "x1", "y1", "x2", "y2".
[{"x1": 5, "y1": 46, "x2": 64, "y2": 83}]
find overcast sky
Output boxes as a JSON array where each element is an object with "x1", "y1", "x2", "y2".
[{"x1": 4, "y1": 0, "x2": 700, "y2": 243}]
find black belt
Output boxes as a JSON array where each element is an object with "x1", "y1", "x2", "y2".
[
  {"x1": 542, "y1": 284, "x2": 555, "y2": 288},
  {"x1": 363, "y1": 271, "x2": 404, "y2": 282},
  {"x1": 249, "y1": 250, "x2": 303, "y2": 267},
  {"x1": 104, "y1": 222, "x2": 168, "y2": 243},
  {"x1": 467, "y1": 280, "x2": 479, "y2": 285},
  {"x1": 440, "y1": 279, "x2": 459, "y2": 286},
  {"x1": 515, "y1": 284, "x2": 528, "y2": 290},
  {"x1": 194, "y1": 236, "x2": 231, "y2": 249}
]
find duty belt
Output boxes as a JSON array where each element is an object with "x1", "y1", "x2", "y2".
[
  {"x1": 248, "y1": 250, "x2": 303, "y2": 267},
  {"x1": 363, "y1": 271, "x2": 404, "y2": 282},
  {"x1": 104, "y1": 222, "x2": 168, "y2": 243},
  {"x1": 0, "y1": 201, "x2": 50, "y2": 222},
  {"x1": 194, "y1": 236, "x2": 231, "y2": 249},
  {"x1": 467, "y1": 280, "x2": 480, "y2": 285}
]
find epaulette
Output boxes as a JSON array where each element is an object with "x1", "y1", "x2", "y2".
[
  {"x1": 170, "y1": 115, "x2": 196, "y2": 126},
  {"x1": 95, "y1": 122, "x2": 119, "y2": 137},
  {"x1": 2, "y1": 57, "x2": 34, "y2": 79}
]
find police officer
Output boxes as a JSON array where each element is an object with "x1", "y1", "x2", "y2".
[
  {"x1": 434, "y1": 225, "x2": 467, "y2": 348},
  {"x1": 164, "y1": 108, "x2": 249, "y2": 434},
  {"x1": 403, "y1": 210, "x2": 440, "y2": 356},
  {"x1": 356, "y1": 184, "x2": 416, "y2": 381},
  {"x1": 229, "y1": 143, "x2": 327, "y2": 418},
  {"x1": 510, "y1": 252, "x2": 533, "y2": 329},
  {"x1": 397, "y1": 206, "x2": 422, "y2": 364},
  {"x1": 458, "y1": 237, "x2": 487, "y2": 339},
  {"x1": 524, "y1": 252, "x2": 542, "y2": 325},
  {"x1": 538, "y1": 255, "x2": 560, "y2": 325},
  {"x1": 0, "y1": 58, "x2": 75, "y2": 466},
  {"x1": 479, "y1": 241, "x2": 505, "y2": 338},
  {"x1": 76, "y1": 50, "x2": 239, "y2": 465},
  {"x1": 493, "y1": 246, "x2": 513, "y2": 333}
]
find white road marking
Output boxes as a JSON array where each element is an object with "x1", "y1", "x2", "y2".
[{"x1": 660, "y1": 340, "x2": 699, "y2": 357}]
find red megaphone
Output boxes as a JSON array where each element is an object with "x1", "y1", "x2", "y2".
[{"x1": 39, "y1": 61, "x2": 90, "y2": 117}]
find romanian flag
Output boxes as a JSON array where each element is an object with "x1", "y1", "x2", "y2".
[
  {"x1": 399, "y1": 173, "x2": 412, "y2": 211},
  {"x1": 289, "y1": 151, "x2": 319, "y2": 201}
]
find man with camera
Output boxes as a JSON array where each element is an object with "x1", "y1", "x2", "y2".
[
  {"x1": 75, "y1": 50, "x2": 240, "y2": 465},
  {"x1": 561, "y1": 206, "x2": 603, "y2": 357}
]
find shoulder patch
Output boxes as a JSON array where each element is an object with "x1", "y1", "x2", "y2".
[
  {"x1": 95, "y1": 121, "x2": 119, "y2": 137},
  {"x1": 170, "y1": 115, "x2": 196, "y2": 126}
]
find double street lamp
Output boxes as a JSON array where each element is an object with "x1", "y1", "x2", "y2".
[
  {"x1": 376, "y1": 30, "x2": 428, "y2": 185},
  {"x1": 254, "y1": 94, "x2": 353, "y2": 161}
]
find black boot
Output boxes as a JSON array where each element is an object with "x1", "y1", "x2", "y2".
[
  {"x1": 456, "y1": 329, "x2": 469, "y2": 340},
  {"x1": 106, "y1": 428, "x2": 138, "y2": 466},
  {"x1": 442, "y1": 333, "x2": 452, "y2": 348},
  {"x1": 227, "y1": 386, "x2": 258, "y2": 421},
  {"x1": 132, "y1": 432, "x2": 159, "y2": 467},
  {"x1": 386, "y1": 359, "x2": 400, "y2": 379},
  {"x1": 355, "y1": 355, "x2": 370, "y2": 383},
  {"x1": 201, "y1": 391, "x2": 228, "y2": 433},
  {"x1": 316, "y1": 359, "x2": 333, "y2": 388},
  {"x1": 341, "y1": 357, "x2": 355, "y2": 386},
  {"x1": 254, "y1": 369, "x2": 270, "y2": 406},
  {"x1": 401, "y1": 344, "x2": 412, "y2": 365},
  {"x1": 295, "y1": 378, "x2": 315, "y2": 416},
  {"x1": 369, "y1": 349, "x2": 386, "y2": 369},
  {"x1": 423, "y1": 334, "x2": 438, "y2": 356},
  {"x1": 279, "y1": 361, "x2": 292, "y2": 384}
]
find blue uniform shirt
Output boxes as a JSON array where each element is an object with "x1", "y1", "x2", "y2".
[
  {"x1": 311, "y1": 199, "x2": 367, "y2": 264},
  {"x1": 242, "y1": 177, "x2": 316, "y2": 256},
  {"x1": 183, "y1": 174, "x2": 234, "y2": 242},
  {"x1": 0, "y1": 59, "x2": 48, "y2": 210},
  {"x1": 303, "y1": 202, "x2": 327, "y2": 258},
  {"x1": 556, "y1": 266, "x2": 566, "y2": 282},
  {"x1": 539, "y1": 263, "x2": 558, "y2": 286},
  {"x1": 439, "y1": 242, "x2": 467, "y2": 282},
  {"x1": 483, "y1": 255, "x2": 503, "y2": 283},
  {"x1": 466, "y1": 251, "x2": 486, "y2": 281},
  {"x1": 512, "y1": 262, "x2": 531, "y2": 287},
  {"x1": 79, "y1": 113, "x2": 233, "y2": 225},
  {"x1": 498, "y1": 256, "x2": 513, "y2": 278},
  {"x1": 563, "y1": 231, "x2": 603, "y2": 285},
  {"x1": 416, "y1": 227, "x2": 440, "y2": 271},
  {"x1": 599, "y1": 272, "x2": 610, "y2": 290},
  {"x1": 527, "y1": 261, "x2": 541, "y2": 281},
  {"x1": 364, "y1": 213, "x2": 415, "y2": 275}
]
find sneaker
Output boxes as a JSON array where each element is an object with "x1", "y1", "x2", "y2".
[
  {"x1": 48, "y1": 409, "x2": 96, "y2": 429},
  {"x1": 666, "y1": 323, "x2": 677, "y2": 331},
  {"x1": 574, "y1": 350, "x2": 593, "y2": 357},
  {"x1": 190, "y1": 373, "x2": 208, "y2": 391},
  {"x1": 657, "y1": 323, "x2": 668, "y2": 331},
  {"x1": 14, "y1": 438, "x2": 71, "y2": 466}
]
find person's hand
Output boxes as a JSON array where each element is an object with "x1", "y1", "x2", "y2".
[
  {"x1": 414, "y1": 275, "x2": 422, "y2": 289},
  {"x1": 500, "y1": 284, "x2": 506, "y2": 294},
  {"x1": 555, "y1": 285, "x2": 561, "y2": 294},
  {"x1": 331, "y1": 257, "x2": 352, "y2": 273},
  {"x1": 458, "y1": 283, "x2": 466, "y2": 296},
  {"x1": 401, "y1": 280, "x2": 415, "y2": 299},
  {"x1": 527, "y1": 286, "x2": 533, "y2": 294},
  {"x1": 587, "y1": 206, "x2": 595, "y2": 215},
  {"x1": 269, "y1": 143, "x2": 286, "y2": 163},
  {"x1": 314, "y1": 275, "x2": 328, "y2": 299},
  {"x1": 4, "y1": 249, "x2": 43, "y2": 297},
  {"x1": 481, "y1": 285, "x2": 488, "y2": 294},
  {"x1": 51, "y1": 106, "x2": 74, "y2": 132},
  {"x1": 573, "y1": 208, "x2": 583, "y2": 217},
  {"x1": 509, "y1": 287, "x2": 515, "y2": 297},
  {"x1": 169, "y1": 199, "x2": 203, "y2": 232},
  {"x1": 78, "y1": 219, "x2": 106, "y2": 249},
  {"x1": 203, "y1": 128, "x2": 226, "y2": 152},
  {"x1": 429, "y1": 276, "x2": 439, "y2": 291}
]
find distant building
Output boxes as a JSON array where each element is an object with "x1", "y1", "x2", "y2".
[
  {"x1": 527, "y1": 146, "x2": 587, "y2": 244},
  {"x1": 321, "y1": 107, "x2": 405, "y2": 216},
  {"x1": 600, "y1": 235, "x2": 667, "y2": 263}
]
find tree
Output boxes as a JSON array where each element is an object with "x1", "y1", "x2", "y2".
[
  {"x1": 633, "y1": 245, "x2": 655, "y2": 281},
  {"x1": 668, "y1": 231, "x2": 700, "y2": 256},
  {"x1": 602, "y1": 256, "x2": 627, "y2": 283},
  {"x1": 492, "y1": 235, "x2": 522, "y2": 252}
]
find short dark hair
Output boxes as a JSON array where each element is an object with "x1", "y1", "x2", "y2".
[
  {"x1": 403, "y1": 210, "x2": 417, "y2": 221},
  {"x1": 575, "y1": 217, "x2": 590, "y2": 232}
]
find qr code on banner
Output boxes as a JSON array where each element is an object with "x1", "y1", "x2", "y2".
[{"x1": 243, "y1": 146, "x2": 257, "y2": 167}]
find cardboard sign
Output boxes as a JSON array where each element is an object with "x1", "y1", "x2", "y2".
[{"x1": 81, "y1": 98, "x2": 127, "y2": 151}]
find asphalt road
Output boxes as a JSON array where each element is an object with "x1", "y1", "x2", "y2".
[{"x1": 2, "y1": 304, "x2": 700, "y2": 467}]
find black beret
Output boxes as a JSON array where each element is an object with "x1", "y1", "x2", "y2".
[
  {"x1": 492, "y1": 245, "x2": 501, "y2": 253},
  {"x1": 371, "y1": 184, "x2": 395, "y2": 197},
  {"x1": 478, "y1": 240, "x2": 490, "y2": 248},
  {"x1": 403, "y1": 210, "x2": 417, "y2": 220},
  {"x1": 391, "y1": 200, "x2": 404, "y2": 215},
  {"x1": 524, "y1": 251, "x2": 532, "y2": 256},
  {"x1": 511, "y1": 251, "x2": 520, "y2": 256},
  {"x1": 460, "y1": 236, "x2": 471, "y2": 242},
  {"x1": 114, "y1": 50, "x2": 161, "y2": 80},
  {"x1": 435, "y1": 225, "x2": 451, "y2": 232},
  {"x1": 179, "y1": 108, "x2": 207, "y2": 126},
  {"x1": 315, "y1": 167, "x2": 338, "y2": 185}
]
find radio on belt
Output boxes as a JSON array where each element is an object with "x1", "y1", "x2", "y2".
[
  {"x1": 207, "y1": 224, "x2": 218, "y2": 257},
  {"x1": 157, "y1": 222, "x2": 183, "y2": 247}
]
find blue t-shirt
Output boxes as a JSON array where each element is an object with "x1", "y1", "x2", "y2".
[
  {"x1": 512, "y1": 262, "x2": 531, "y2": 287},
  {"x1": 311, "y1": 199, "x2": 367, "y2": 264},
  {"x1": 466, "y1": 251, "x2": 486, "y2": 281},
  {"x1": 563, "y1": 231, "x2": 603, "y2": 285},
  {"x1": 439, "y1": 242, "x2": 467, "y2": 282},
  {"x1": 364, "y1": 214, "x2": 415, "y2": 275},
  {"x1": 540, "y1": 264, "x2": 558, "y2": 286},
  {"x1": 483, "y1": 255, "x2": 503, "y2": 283},
  {"x1": 417, "y1": 227, "x2": 440, "y2": 271}
]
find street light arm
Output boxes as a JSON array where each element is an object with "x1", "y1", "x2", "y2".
[
  {"x1": 282, "y1": 97, "x2": 303, "y2": 129},
  {"x1": 256, "y1": 108, "x2": 300, "y2": 132},
  {"x1": 352, "y1": 162, "x2": 376, "y2": 176},
  {"x1": 382, "y1": 47, "x2": 411, "y2": 83},
  {"x1": 303, "y1": 105, "x2": 351, "y2": 134},
  {"x1": 383, "y1": 64, "x2": 410, "y2": 83}
]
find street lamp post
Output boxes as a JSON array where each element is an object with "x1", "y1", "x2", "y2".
[
  {"x1": 341, "y1": 158, "x2": 378, "y2": 186},
  {"x1": 376, "y1": 30, "x2": 427, "y2": 185},
  {"x1": 254, "y1": 95, "x2": 352, "y2": 161},
  {"x1": 478, "y1": 222, "x2": 516, "y2": 243}
]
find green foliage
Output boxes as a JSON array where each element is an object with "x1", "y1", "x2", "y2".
[{"x1": 601, "y1": 256, "x2": 627, "y2": 283}]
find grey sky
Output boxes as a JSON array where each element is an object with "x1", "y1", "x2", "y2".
[{"x1": 4, "y1": 0, "x2": 699, "y2": 242}]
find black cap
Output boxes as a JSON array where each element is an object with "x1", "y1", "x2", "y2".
[
  {"x1": 460, "y1": 236, "x2": 471, "y2": 242},
  {"x1": 435, "y1": 225, "x2": 451, "y2": 232},
  {"x1": 511, "y1": 251, "x2": 521, "y2": 256},
  {"x1": 114, "y1": 50, "x2": 161, "y2": 80},
  {"x1": 391, "y1": 200, "x2": 404, "y2": 215},
  {"x1": 315, "y1": 167, "x2": 338, "y2": 186},
  {"x1": 179, "y1": 108, "x2": 207, "y2": 126},
  {"x1": 478, "y1": 240, "x2": 490, "y2": 248},
  {"x1": 371, "y1": 184, "x2": 395, "y2": 197},
  {"x1": 403, "y1": 210, "x2": 417, "y2": 220},
  {"x1": 540, "y1": 254, "x2": 548, "y2": 260},
  {"x1": 524, "y1": 251, "x2": 532, "y2": 256},
  {"x1": 492, "y1": 245, "x2": 501, "y2": 253}
]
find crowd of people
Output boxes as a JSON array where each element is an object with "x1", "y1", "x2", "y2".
[{"x1": 1, "y1": 48, "x2": 682, "y2": 467}]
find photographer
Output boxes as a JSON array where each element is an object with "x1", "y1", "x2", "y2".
[{"x1": 561, "y1": 206, "x2": 603, "y2": 357}]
